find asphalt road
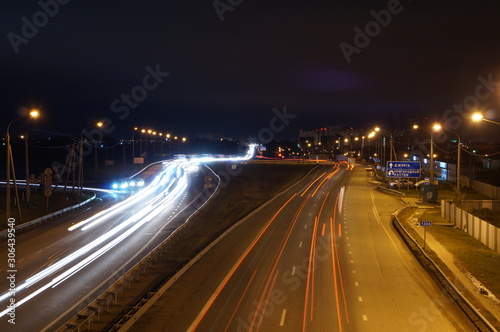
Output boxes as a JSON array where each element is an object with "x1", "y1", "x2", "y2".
[
  {"x1": 131, "y1": 163, "x2": 477, "y2": 332},
  {"x1": 0, "y1": 161, "x2": 211, "y2": 331}
]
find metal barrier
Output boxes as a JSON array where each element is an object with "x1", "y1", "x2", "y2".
[
  {"x1": 376, "y1": 185, "x2": 405, "y2": 197},
  {"x1": 392, "y1": 206, "x2": 497, "y2": 332},
  {"x1": 0, "y1": 192, "x2": 96, "y2": 238}
]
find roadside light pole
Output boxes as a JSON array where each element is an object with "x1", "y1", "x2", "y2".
[
  {"x1": 414, "y1": 123, "x2": 441, "y2": 184},
  {"x1": 24, "y1": 130, "x2": 31, "y2": 202},
  {"x1": 430, "y1": 131, "x2": 435, "y2": 183},
  {"x1": 471, "y1": 112, "x2": 500, "y2": 126},
  {"x1": 445, "y1": 130, "x2": 462, "y2": 194},
  {"x1": 5, "y1": 109, "x2": 40, "y2": 222},
  {"x1": 78, "y1": 122, "x2": 103, "y2": 199}
]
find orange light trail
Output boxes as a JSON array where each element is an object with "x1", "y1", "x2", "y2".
[
  {"x1": 251, "y1": 196, "x2": 310, "y2": 331},
  {"x1": 189, "y1": 194, "x2": 297, "y2": 332},
  {"x1": 334, "y1": 192, "x2": 350, "y2": 323},
  {"x1": 300, "y1": 172, "x2": 326, "y2": 197},
  {"x1": 302, "y1": 216, "x2": 319, "y2": 331},
  {"x1": 330, "y1": 200, "x2": 344, "y2": 331},
  {"x1": 253, "y1": 269, "x2": 279, "y2": 332},
  {"x1": 223, "y1": 269, "x2": 257, "y2": 332}
]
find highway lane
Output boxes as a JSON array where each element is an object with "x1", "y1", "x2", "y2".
[
  {"x1": 0, "y1": 160, "x2": 214, "y2": 331},
  {"x1": 130, "y1": 162, "x2": 477, "y2": 332}
]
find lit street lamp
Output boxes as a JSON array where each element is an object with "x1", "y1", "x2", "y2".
[
  {"x1": 471, "y1": 112, "x2": 500, "y2": 126},
  {"x1": 5, "y1": 109, "x2": 40, "y2": 222},
  {"x1": 429, "y1": 123, "x2": 442, "y2": 183},
  {"x1": 78, "y1": 121, "x2": 103, "y2": 199},
  {"x1": 413, "y1": 123, "x2": 441, "y2": 183}
]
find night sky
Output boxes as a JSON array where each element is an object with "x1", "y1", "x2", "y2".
[{"x1": 2, "y1": 0, "x2": 500, "y2": 140}]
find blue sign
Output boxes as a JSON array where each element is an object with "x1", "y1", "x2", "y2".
[
  {"x1": 386, "y1": 161, "x2": 421, "y2": 178},
  {"x1": 420, "y1": 221, "x2": 432, "y2": 227}
]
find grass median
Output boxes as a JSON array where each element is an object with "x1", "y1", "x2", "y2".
[{"x1": 182, "y1": 161, "x2": 318, "y2": 249}]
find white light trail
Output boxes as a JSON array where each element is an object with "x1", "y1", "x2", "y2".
[{"x1": 0, "y1": 145, "x2": 255, "y2": 317}]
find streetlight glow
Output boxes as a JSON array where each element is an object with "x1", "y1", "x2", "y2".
[
  {"x1": 471, "y1": 112, "x2": 483, "y2": 122},
  {"x1": 29, "y1": 109, "x2": 40, "y2": 119},
  {"x1": 471, "y1": 111, "x2": 500, "y2": 126},
  {"x1": 432, "y1": 123, "x2": 442, "y2": 132}
]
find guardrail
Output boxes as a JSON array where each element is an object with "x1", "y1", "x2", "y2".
[
  {"x1": 55, "y1": 165, "x2": 222, "y2": 332},
  {"x1": 376, "y1": 185, "x2": 405, "y2": 197},
  {"x1": 392, "y1": 206, "x2": 497, "y2": 332},
  {"x1": 0, "y1": 192, "x2": 96, "y2": 239}
]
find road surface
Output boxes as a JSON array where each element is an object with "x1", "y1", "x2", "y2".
[{"x1": 130, "y1": 163, "x2": 477, "y2": 332}]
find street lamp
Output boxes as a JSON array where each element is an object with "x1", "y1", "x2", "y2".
[
  {"x1": 471, "y1": 111, "x2": 500, "y2": 126},
  {"x1": 414, "y1": 123, "x2": 441, "y2": 183},
  {"x1": 78, "y1": 121, "x2": 103, "y2": 198},
  {"x1": 6, "y1": 109, "x2": 40, "y2": 222},
  {"x1": 446, "y1": 130, "x2": 462, "y2": 193},
  {"x1": 429, "y1": 123, "x2": 442, "y2": 184}
]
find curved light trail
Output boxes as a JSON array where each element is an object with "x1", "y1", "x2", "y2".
[{"x1": 0, "y1": 145, "x2": 256, "y2": 318}]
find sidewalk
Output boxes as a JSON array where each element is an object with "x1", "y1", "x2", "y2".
[{"x1": 401, "y1": 197, "x2": 500, "y2": 328}]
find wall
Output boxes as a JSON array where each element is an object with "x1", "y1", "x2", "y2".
[{"x1": 441, "y1": 200, "x2": 500, "y2": 254}]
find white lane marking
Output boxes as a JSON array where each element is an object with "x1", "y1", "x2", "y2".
[
  {"x1": 362, "y1": 315, "x2": 368, "y2": 321},
  {"x1": 346, "y1": 237, "x2": 349, "y2": 240},
  {"x1": 370, "y1": 188, "x2": 404, "y2": 252},
  {"x1": 370, "y1": 191, "x2": 382, "y2": 224},
  {"x1": 355, "y1": 282, "x2": 359, "y2": 286},
  {"x1": 358, "y1": 296, "x2": 363, "y2": 302},
  {"x1": 347, "y1": 244, "x2": 350, "y2": 247},
  {"x1": 350, "y1": 260, "x2": 354, "y2": 264},
  {"x1": 291, "y1": 266, "x2": 296, "y2": 276},
  {"x1": 353, "y1": 270, "x2": 357, "y2": 274},
  {"x1": 299, "y1": 241, "x2": 303, "y2": 248},
  {"x1": 304, "y1": 224, "x2": 307, "y2": 229},
  {"x1": 280, "y1": 309, "x2": 287, "y2": 326},
  {"x1": 309, "y1": 213, "x2": 312, "y2": 216},
  {"x1": 348, "y1": 251, "x2": 352, "y2": 255}
]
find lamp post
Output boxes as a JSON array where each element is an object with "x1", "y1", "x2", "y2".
[
  {"x1": 166, "y1": 133, "x2": 171, "y2": 157},
  {"x1": 78, "y1": 121, "x2": 103, "y2": 199},
  {"x1": 414, "y1": 123, "x2": 441, "y2": 184},
  {"x1": 182, "y1": 137, "x2": 187, "y2": 154},
  {"x1": 450, "y1": 131, "x2": 462, "y2": 194},
  {"x1": 5, "y1": 109, "x2": 40, "y2": 222},
  {"x1": 429, "y1": 123, "x2": 443, "y2": 184},
  {"x1": 471, "y1": 112, "x2": 500, "y2": 126},
  {"x1": 24, "y1": 130, "x2": 30, "y2": 202}
]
